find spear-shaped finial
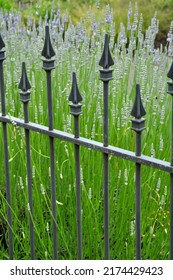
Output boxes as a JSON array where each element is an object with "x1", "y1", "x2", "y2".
[
  {"x1": 0, "y1": 34, "x2": 5, "y2": 50},
  {"x1": 131, "y1": 84, "x2": 146, "y2": 133},
  {"x1": 68, "y1": 72, "x2": 83, "y2": 104},
  {"x1": 18, "y1": 62, "x2": 31, "y2": 92},
  {"x1": 18, "y1": 62, "x2": 31, "y2": 104},
  {"x1": 69, "y1": 72, "x2": 82, "y2": 118},
  {"x1": 99, "y1": 34, "x2": 114, "y2": 83},
  {"x1": 131, "y1": 84, "x2": 146, "y2": 119},
  {"x1": 99, "y1": 34, "x2": 114, "y2": 69},
  {"x1": 41, "y1": 25, "x2": 55, "y2": 59}
]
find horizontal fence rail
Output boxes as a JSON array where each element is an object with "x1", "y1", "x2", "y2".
[
  {"x1": 1, "y1": 114, "x2": 173, "y2": 173},
  {"x1": 0, "y1": 25, "x2": 173, "y2": 260}
]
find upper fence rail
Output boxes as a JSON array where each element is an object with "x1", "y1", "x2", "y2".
[{"x1": 0, "y1": 25, "x2": 173, "y2": 260}]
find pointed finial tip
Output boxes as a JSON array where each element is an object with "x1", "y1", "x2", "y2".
[
  {"x1": 105, "y1": 33, "x2": 108, "y2": 41},
  {"x1": 41, "y1": 24, "x2": 56, "y2": 59},
  {"x1": 68, "y1": 72, "x2": 82, "y2": 104},
  {"x1": 99, "y1": 34, "x2": 114, "y2": 69},
  {"x1": 72, "y1": 71, "x2": 76, "y2": 79},
  {"x1": 136, "y1": 83, "x2": 140, "y2": 93},
  {"x1": 45, "y1": 25, "x2": 50, "y2": 36},
  {"x1": 131, "y1": 83, "x2": 146, "y2": 119},
  {"x1": 18, "y1": 62, "x2": 31, "y2": 92}
]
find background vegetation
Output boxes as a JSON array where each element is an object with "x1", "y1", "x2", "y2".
[
  {"x1": 0, "y1": 0, "x2": 173, "y2": 260},
  {"x1": 0, "y1": 0, "x2": 173, "y2": 35}
]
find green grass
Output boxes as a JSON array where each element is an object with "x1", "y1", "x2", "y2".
[{"x1": 0, "y1": 3, "x2": 172, "y2": 259}]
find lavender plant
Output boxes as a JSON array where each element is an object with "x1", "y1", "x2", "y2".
[{"x1": 0, "y1": 3, "x2": 172, "y2": 259}]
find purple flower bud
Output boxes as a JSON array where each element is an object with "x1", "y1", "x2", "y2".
[
  {"x1": 4, "y1": 13, "x2": 9, "y2": 21},
  {"x1": 132, "y1": 24, "x2": 137, "y2": 31},
  {"x1": 106, "y1": 13, "x2": 112, "y2": 23},
  {"x1": 14, "y1": 16, "x2": 19, "y2": 23},
  {"x1": 128, "y1": 9, "x2": 132, "y2": 17},
  {"x1": 57, "y1": 9, "x2": 61, "y2": 17}
]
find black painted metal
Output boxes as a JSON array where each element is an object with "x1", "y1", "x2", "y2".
[
  {"x1": 41, "y1": 25, "x2": 58, "y2": 260},
  {"x1": 1, "y1": 114, "x2": 173, "y2": 172},
  {"x1": 0, "y1": 36, "x2": 13, "y2": 260},
  {"x1": 99, "y1": 34, "x2": 114, "y2": 260},
  {"x1": 69, "y1": 72, "x2": 83, "y2": 259},
  {"x1": 131, "y1": 84, "x2": 146, "y2": 260},
  {"x1": 18, "y1": 62, "x2": 35, "y2": 259},
  {"x1": 167, "y1": 61, "x2": 173, "y2": 260}
]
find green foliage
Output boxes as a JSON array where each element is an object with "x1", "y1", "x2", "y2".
[
  {"x1": 0, "y1": 0, "x2": 12, "y2": 9},
  {"x1": 0, "y1": 0, "x2": 173, "y2": 33},
  {"x1": 0, "y1": 2, "x2": 172, "y2": 260}
]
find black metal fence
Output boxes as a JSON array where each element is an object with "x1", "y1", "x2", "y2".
[{"x1": 0, "y1": 26, "x2": 173, "y2": 260}]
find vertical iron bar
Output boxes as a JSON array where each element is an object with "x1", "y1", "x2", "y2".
[
  {"x1": 136, "y1": 133, "x2": 141, "y2": 260},
  {"x1": 68, "y1": 72, "x2": 83, "y2": 259},
  {"x1": 41, "y1": 25, "x2": 57, "y2": 259},
  {"x1": 104, "y1": 153, "x2": 109, "y2": 259},
  {"x1": 167, "y1": 64, "x2": 173, "y2": 259},
  {"x1": 18, "y1": 62, "x2": 35, "y2": 259},
  {"x1": 170, "y1": 173, "x2": 173, "y2": 259},
  {"x1": 74, "y1": 116, "x2": 79, "y2": 139},
  {"x1": 74, "y1": 116, "x2": 82, "y2": 259},
  {"x1": 103, "y1": 82, "x2": 109, "y2": 147},
  {"x1": 2, "y1": 123, "x2": 13, "y2": 259},
  {"x1": 99, "y1": 34, "x2": 114, "y2": 260},
  {"x1": 46, "y1": 71, "x2": 53, "y2": 130},
  {"x1": 0, "y1": 49, "x2": 13, "y2": 259},
  {"x1": 23, "y1": 102, "x2": 35, "y2": 259},
  {"x1": 23, "y1": 102, "x2": 29, "y2": 123},
  {"x1": 49, "y1": 135, "x2": 57, "y2": 259},
  {"x1": 170, "y1": 98, "x2": 173, "y2": 259},
  {"x1": 103, "y1": 81, "x2": 109, "y2": 260},
  {"x1": 46, "y1": 71, "x2": 57, "y2": 260},
  {"x1": 0, "y1": 61, "x2": 6, "y2": 116},
  {"x1": 131, "y1": 83, "x2": 146, "y2": 260}
]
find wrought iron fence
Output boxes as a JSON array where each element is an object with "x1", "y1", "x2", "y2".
[{"x1": 0, "y1": 26, "x2": 173, "y2": 260}]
